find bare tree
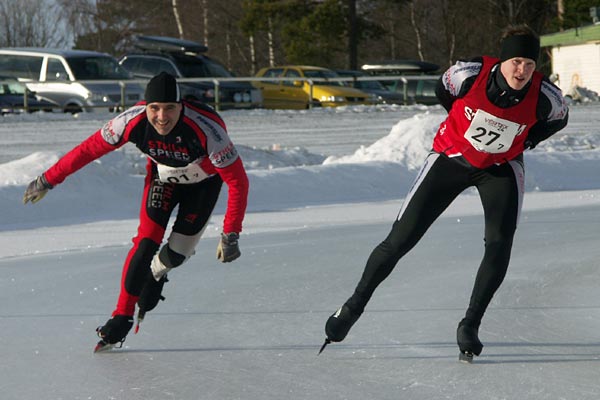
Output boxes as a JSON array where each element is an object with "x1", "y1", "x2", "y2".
[
  {"x1": 56, "y1": 0, "x2": 97, "y2": 41},
  {"x1": 267, "y1": 16, "x2": 275, "y2": 67},
  {"x1": 36, "y1": 0, "x2": 561, "y2": 76},
  {"x1": 248, "y1": 35, "x2": 257, "y2": 74},
  {"x1": 0, "y1": 0, "x2": 70, "y2": 47},
  {"x1": 440, "y1": 0, "x2": 457, "y2": 67},
  {"x1": 348, "y1": 0, "x2": 358, "y2": 69},
  {"x1": 172, "y1": 0, "x2": 185, "y2": 39},
  {"x1": 202, "y1": 0, "x2": 209, "y2": 47},
  {"x1": 409, "y1": 1, "x2": 425, "y2": 61}
]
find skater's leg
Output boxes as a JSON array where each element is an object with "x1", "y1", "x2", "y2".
[
  {"x1": 112, "y1": 172, "x2": 175, "y2": 317},
  {"x1": 348, "y1": 153, "x2": 468, "y2": 312},
  {"x1": 458, "y1": 160, "x2": 524, "y2": 355},
  {"x1": 140, "y1": 176, "x2": 223, "y2": 317},
  {"x1": 326, "y1": 154, "x2": 468, "y2": 344}
]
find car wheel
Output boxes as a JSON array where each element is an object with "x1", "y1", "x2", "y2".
[
  {"x1": 308, "y1": 99, "x2": 322, "y2": 109},
  {"x1": 64, "y1": 104, "x2": 82, "y2": 114}
]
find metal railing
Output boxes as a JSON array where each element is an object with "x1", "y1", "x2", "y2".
[{"x1": 0, "y1": 74, "x2": 440, "y2": 114}]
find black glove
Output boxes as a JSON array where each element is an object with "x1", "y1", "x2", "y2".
[
  {"x1": 216, "y1": 232, "x2": 241, "y2": 262},
  {"x1": 524, "y1": 139, "x2": 538, "y2": 150},
  {"x1": 23, "y1": 175, "x2": 53, "y2": 204}
]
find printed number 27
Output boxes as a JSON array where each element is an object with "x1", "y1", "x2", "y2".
[{"x1": 471, "y1": 127, "x2": 501, "y2": 146}]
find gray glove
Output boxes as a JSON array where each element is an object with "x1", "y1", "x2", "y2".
[
  {"x1": 216, "y1": 232, "x2": 241, "y2": 262},
  {"x1": 23, "y1": 175, "x2": 53, "y2": 204}
]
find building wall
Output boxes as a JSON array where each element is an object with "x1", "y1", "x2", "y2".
[{"x1": 551, "y1": 43, "x2": 600, "y2": 97}]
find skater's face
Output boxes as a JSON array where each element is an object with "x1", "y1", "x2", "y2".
[
  {"x1": 146, "y1": 102, "x2": 182, "y2": 136},
  {"x1": 500, "y1": 57, "x2": 536, "y2": 91}
]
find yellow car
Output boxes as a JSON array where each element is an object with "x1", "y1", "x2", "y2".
[{"x1": 253, "y1": 65, "x2": 373, "y2": 109}]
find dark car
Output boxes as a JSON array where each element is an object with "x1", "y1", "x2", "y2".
[
  {"x1": 335, "y1": 70, "x2": 405, "y2": 105},
  {"x1": 360, "y1": 60, "x2": 441, "y2": 105},
  {"x1": 0, "y1": 75, "x2": 57, "y2": 114},
  {"x1": 119, "y1": 35, "x2": 262, "y2": 110}
]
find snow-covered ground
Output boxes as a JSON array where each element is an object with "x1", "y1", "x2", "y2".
[{"x1": 1, "y1": 103, "x2": 600, "y2": 399}]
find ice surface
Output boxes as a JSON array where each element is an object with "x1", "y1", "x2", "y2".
[{"x1": 1, "y1": 103, "x2": 600, "y2": 399}]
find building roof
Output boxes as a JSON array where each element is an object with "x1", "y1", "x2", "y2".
[{"x1": 541, "y1": 24, "x2": 600, "y2": 47}]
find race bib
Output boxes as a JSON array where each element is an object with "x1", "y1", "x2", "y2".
[
  {"x1": 464, "y1": 109, "x2": 525, "y2": 154},
  {"x1": 157, "y1": 161, "x2": 210, "y2": 184}
]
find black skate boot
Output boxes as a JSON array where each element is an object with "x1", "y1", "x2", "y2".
[
  {"x1": 135, "y1": 275, "x2": 169, "y2": 333},
  {"x1": 95, "y1": 315, "x2": 134, "y2": 352},
  {"x1": 138, "y1": 275, "x2": 168, "y2": 315},
  {"x1": 456, "y1": 318, "x2": 483, "y2": 363},
  {"x1": 319, "y1": 304, "x2": 362, "y2": 354}
]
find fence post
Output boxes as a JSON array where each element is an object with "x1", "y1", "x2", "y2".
[
  {"x1": 23, "y1": 87, "x2": 29, "y2": 113},
  {"x1": 119, "y1": 81, "x2": 126, "y2": 111},
  {"x1": 400, "y1": 76, "x2": 408, "y2": 105},
  {"x1": 213, "y1": 79, "x2": 220, "y2": 111},
  {"x1": 308, "y1": 79, "x2": 314, "y2": 109}
]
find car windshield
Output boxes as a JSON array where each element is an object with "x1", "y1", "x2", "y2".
[
  {"x1": 174, "y1": 55, "x2": 234, "y2": 78},
  {"x1": 67, "y1": 56, "x2": 132, "y2": 80},
  {"x1": 356, "y1": 80, "x2": 387, "y2": 90},
  {"x1": 302, "y1": 70, "x2": 345, "y2": 86},
  {"x1": 0, "y1": 81, "x2": 27, "y2": 95}
]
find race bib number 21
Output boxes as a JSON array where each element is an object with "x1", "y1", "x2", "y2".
[{"x1": 464, "y1": 109, "x2": 525, "y2": 154}]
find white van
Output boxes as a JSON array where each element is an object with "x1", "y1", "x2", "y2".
[{"x1": 0, "y1": 48, "x2": 145, "y2": 113}]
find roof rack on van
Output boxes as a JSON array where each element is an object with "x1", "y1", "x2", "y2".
[
  {"x1": 361, "y1": 60, "x2": 440, "y2": 75},
  {"x1": 134, "y1": 35, "x2": 208, "y2": 55}
]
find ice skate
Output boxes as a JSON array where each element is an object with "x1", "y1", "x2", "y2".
[
  {"x1": 94, "y1": 315, "x2": 134, "y2": 353},
  {"x1": 456, "y1": 319, "x2": 483, "y2": 363},
  {"x1": 319, "y1": 304, "x2": 362, "y2": 354}
]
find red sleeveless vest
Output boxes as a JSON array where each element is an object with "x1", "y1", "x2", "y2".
[{"x1": 432, "y1": 56, "x2": 542, "y2": 168}]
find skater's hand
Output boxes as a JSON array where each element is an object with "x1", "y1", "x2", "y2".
[
  {"x1": 216, "y1": 232, "x2": 240, "y2": 263},
  {"x1": 23, "y1": 175, "x2": 53, "y2": 204},
  {"x1": 524, "y1": 138, "x2": 538, "y2": 150}
]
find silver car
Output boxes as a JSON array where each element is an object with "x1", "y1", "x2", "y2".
[{"x1": 0, "y1": 48, "x2": 145, "y2": 113}]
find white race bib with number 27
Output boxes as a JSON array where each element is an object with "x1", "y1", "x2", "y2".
[
  {"x1": 464, "y1": 109, "x2": 525, "y2": 154},
  {"x1": 157, "y1": 161, "x2": 209, "y2": 184}
]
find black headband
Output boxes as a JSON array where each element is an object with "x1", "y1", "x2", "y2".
[
  {"x1": 145, "y1": 72, "x2": 181, "y2": 103},
  {"x1": 500, "y1": 34, "x2": 540, "y2": 63}
]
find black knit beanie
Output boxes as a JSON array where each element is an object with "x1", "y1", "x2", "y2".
[
  {"x1": 500, "y1": 34, "x2": 540, "y2": 63},
  {"x1": 145, "y1": 72, "x2": 181, "y2": 103}
]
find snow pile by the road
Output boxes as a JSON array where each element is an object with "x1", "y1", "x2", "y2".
[
  {"x1": 324, "y1": 112, "x2": 442, "y2": 170},
  {"x1": 1, "y1": 108, "x2": 600, "y2": 230}
]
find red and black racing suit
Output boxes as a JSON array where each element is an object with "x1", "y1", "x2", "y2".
[
  {"x1": 43, "y1": 100, "x2": 249, "y2": 317},
  {"x1": 344, "y1": 56, "x2": 569, "y2": 327}
]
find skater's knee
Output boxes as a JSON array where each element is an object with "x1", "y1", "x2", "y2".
[
  {"x1": 159, "y1": 244, "x2": 187, "y2": 268},
  {"x1": 168, "y1": 231, "x2": 201, "y2": 259},
  {"x1": 485, "y1": 223, "x2": 516, "y2": 245},
  {"x1": 156, "y1": 231, "x2": 201, "y2": 271},
  {"x1": 150, "y1": 244, "x2": 188, "y2": 281},
  {"x1": 483, "y1": 233, "x2": 514, "y2": 258}
]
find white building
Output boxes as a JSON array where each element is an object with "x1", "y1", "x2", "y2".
[{"x1": 541, "y1": 23, "x2": 600, "y2": 101}]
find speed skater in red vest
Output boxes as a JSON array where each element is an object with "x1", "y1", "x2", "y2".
[
  {"x1": 321, "y1": 25, "x2": 568, "y2": 362},
  {"x1": 23, "y1": 72, "x2": 249, "y2": 352}
]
